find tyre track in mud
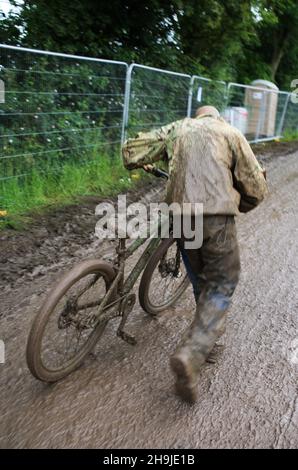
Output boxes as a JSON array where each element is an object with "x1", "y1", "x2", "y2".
[{"x1": 0, "y1": 147, "x2": 297, "y2": 449}]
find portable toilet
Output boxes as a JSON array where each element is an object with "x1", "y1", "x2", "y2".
[
  {"x1": 222, "y1": 107, "x2": 248, "y2": 135},
  {"x1": 245, "y1": 79, "x2": 279, "y2": 138}
]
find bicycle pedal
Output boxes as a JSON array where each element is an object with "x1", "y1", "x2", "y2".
[
  {"x1": 102, "y1": 254, "x2": 114, "y2": 263},
  {"x1": 117, "y1": 329, "x2": 137, "y2": 346}
]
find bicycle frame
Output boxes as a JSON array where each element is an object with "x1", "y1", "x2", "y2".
[
  {"x1": 90, "y1": 214, "x2": 172, "y2": 341},
  {"x1": 90, "y1": 169, "x2": 172, "y2": 341},
  {"x1": 123, "y1": 235, "x2": 161, "y2": 293}
]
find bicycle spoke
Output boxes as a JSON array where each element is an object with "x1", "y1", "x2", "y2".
[
  {"x1": 146, "y1": 242, "x2": 189, "y2": 309},
  {"x1": 40, "y1": 273, "x2": 109, "y2": 370}
]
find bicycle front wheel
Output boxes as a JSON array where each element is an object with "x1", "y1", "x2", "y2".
[
  {"x1": 26, "y1": 259, "x2": 116, "y2": 382},
  {"x1": 139, "y1": 237, "x2": 190, "y2": 316}
]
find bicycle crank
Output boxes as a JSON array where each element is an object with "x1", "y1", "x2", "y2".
[{"x1": 117, "y1": 293, "x2": 137, "y2": 345}]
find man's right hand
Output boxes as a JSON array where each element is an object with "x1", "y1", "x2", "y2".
[
  {"x1": 143, "y1": 164, "x2": 154, "y2": 173},
  {"x1": 259, "y1": 163, "x2": 267, "y2": 180}
]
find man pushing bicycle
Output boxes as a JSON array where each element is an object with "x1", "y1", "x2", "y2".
[{"x1": 122, "y1": 105, "x2": 268, "y2": 403}]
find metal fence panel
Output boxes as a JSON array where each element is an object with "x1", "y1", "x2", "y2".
[
  {"x1": 0, "y1": 44, "x2": 128, "y2": 209},
  {"x1": 281, "y1": 94, "x2": 298, "y2": 136},
  {"x1": 226, "y1": 82, "x2": 290, "y2": 143},
  {"x1": 187, "y1": 76, "x2": 227, "y2": 117},
  {"x1": 1, "y1": 44, "x2": 298, "y2": 213},
  {"x1": 123, "y1": 64, "x2": 191, "y2": 139}
]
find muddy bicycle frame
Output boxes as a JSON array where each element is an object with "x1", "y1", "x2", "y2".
[
  {"x1": 90, "y1": 216, "x2": 171, "y2": 345},
  {"x1": 76, "y1": 168, "x2": 175, "y2": 344}
]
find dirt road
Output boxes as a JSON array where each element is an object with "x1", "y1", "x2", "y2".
[{"x1": 0, "y1": 145, "x2": 297, "y2": 449}]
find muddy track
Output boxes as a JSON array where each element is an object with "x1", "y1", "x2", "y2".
[
  {"x1": 0, "y1": 142, "x2": 297, "y2": 449},
  {"x1": 0, "y1": 141, "x2": 296, "y2": 291},
  {"x1": 0, "y1": 179, "x2": 163, "y2": 291}
]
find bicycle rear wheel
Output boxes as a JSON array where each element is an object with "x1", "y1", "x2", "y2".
[
  {"x1": 26, "y1": 259, "x2": 116, "y2": 382},
  {"x1": 139, "y1": 237, "x2": 190, "y2": 316}
]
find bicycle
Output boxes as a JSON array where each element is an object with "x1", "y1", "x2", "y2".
[{"x1": 26, "y1": 168, "x2": 190, "y2": 382}]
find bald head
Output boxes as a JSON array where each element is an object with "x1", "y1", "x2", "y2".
[{"x1": 195, "y1": 105, "x2": 220, "y2": 119}]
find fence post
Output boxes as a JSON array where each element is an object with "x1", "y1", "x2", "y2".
[
  {"x1": 277, "y1": 92, "x2": 290, "y2": 137},
  {"x1": 121, "y1": 63, "x2": 134, "y2": 145},
  {"x1": 226, "y1": 82, "x2": 232, "y2": 111},
  {"x1": 223, "y1": 82, "x2": 228, "y2": 104},
  {"x1": 0, "y1": 79, "x2": 4, "y2": 103},
  {"x1": 255, "y1": 90, "x2": 267, "y2": 142},
  {"x1": 187, "y1": 76, "x2": 195, "y2": 117}
]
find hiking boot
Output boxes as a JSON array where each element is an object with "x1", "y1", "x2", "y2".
[
  {"x1": 170, "y1": 347, "x2": 204, "y2": 404},
  {"x1": 170, "y1": 300, "x2": 228, "y2": 402}
]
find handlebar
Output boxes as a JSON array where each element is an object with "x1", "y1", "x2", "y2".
[{"x1": 148, "y1": 167, "x2": 169, "y2": 180}]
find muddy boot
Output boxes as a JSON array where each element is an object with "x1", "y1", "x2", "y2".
[
  {"x1": 170, "y1": 301, "x2": 227, "y2": 403},
  {"x1": 170, "y1": 340, "x2": 206, "y2": 404},
  {"x1": 170, "y1": 328, "x2": 219, "y2": 404},
  {"x1": 205, "y1": 319, "x2": 226, "y2": 364}
]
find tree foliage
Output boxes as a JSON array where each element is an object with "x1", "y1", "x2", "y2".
[{"x1": 0, "y1": 0, "x2": 297, "y2": 88}]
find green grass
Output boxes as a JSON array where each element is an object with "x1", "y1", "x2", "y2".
[
  {"x1": 280, "y1": 129, "x2": 298, "y2": 142},
  {"x1": 0, "y1": 154, "x2": 145, "y2": 230}
]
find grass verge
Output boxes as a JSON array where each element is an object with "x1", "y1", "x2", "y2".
[
  {"x1": 280, "y1": 130, "x2": 298, "y2": 142},
  {"x1": 0, "y1": 154, "x2": 145, "y2": 230}
]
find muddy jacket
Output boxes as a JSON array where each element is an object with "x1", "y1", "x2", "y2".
[{"x1": 122, "y1": 115, "x2": 268, "y2": 215}]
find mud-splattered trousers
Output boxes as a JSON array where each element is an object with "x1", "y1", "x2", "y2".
[{"x1": 178, "y1": 215, "x2": 240, "y2": 365}]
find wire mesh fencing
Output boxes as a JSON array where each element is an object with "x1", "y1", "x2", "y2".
[
  {"x1": 1, "y1": 44, "x2": 298, "y2": 213},
  {"x1": 281, "y1": 94, "x2": 298, "y2": 136},
  {"x1": 123, "y1": 64, "x2": 191, "y2": 139},
  {"x1": 187, "y1": 76, "x2": 227, "y2": 117},
  {"x1": 0, "y1": 45, "x2": 127, "y2": 210},
  {"x1": 225, "y1": 82, "x2": 291, "y2": 143}
]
